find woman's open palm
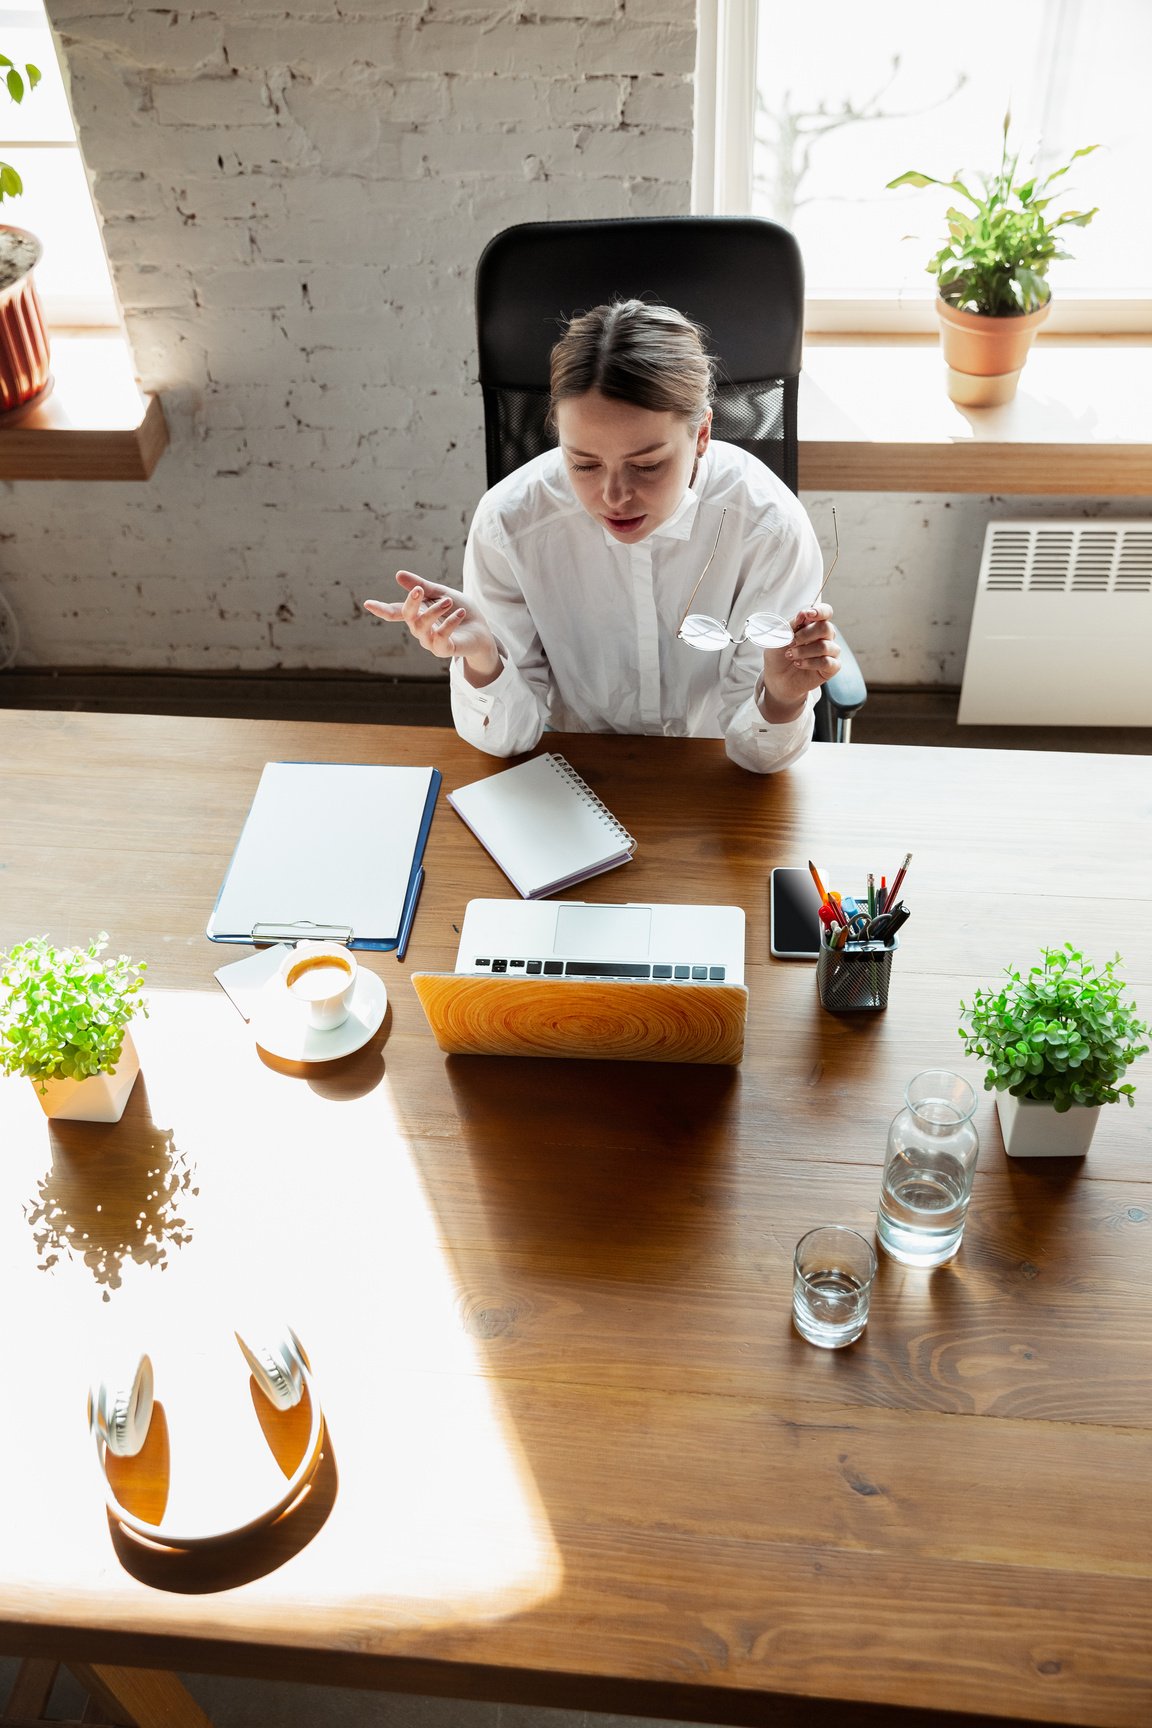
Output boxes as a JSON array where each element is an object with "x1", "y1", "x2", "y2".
[{"x1": 363, "y1": 571, "x2": 499, "y2": 670}]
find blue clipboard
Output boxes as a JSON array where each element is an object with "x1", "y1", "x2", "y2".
[{"x1": 206, "y1": 761, "x2": 441, "y2": 951}]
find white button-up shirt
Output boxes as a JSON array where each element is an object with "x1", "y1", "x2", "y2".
[{"x1": 450, "y1": 440, "x2": 824, "y2": 774}]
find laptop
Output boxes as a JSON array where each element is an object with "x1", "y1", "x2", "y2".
[{"x1": 412, "y1": 899, "x2": 748, "y2": 1065}]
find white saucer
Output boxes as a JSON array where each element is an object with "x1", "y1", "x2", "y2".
[{"x1": 252, "y1": 967, "x2": 388, "y2": 1064}]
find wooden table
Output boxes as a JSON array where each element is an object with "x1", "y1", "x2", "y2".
[{"x1": 0, "y1": 710, "x2": 1149, "y2": 1728}]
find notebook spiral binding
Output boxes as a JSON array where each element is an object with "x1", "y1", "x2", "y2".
[{"x1": 550, "y1": 755, "x2": 636, "y2": 849}]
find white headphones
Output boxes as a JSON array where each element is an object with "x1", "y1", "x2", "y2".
[{"x1": 89, "y1": 1327, "x2": 325, "y2": 1548}]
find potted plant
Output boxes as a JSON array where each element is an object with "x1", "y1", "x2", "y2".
[
  {"x1": 958, "y1": 944, "x2": 1148, "y2": 1158},
  {"x1": 888, "y1": 116, "x2": 1099, "y2": 406},
  {"x1": 0, "y1": 933, "x2": 148, "y2": 1123},
  {"x1": 0, "y1": 47, "x2": 50, "y2": 414}
]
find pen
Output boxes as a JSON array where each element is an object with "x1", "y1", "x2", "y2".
[
  {"x1": 396, "y1": 865, "x2": 424, "y2": 962},
  {"x1": 867, "y1": 872, "x2": 876, "y2": 918},
  {"x1": 877, "y1": 875, "x2": 888, "y2": 915},
  {"x1": 887, "y1": 852, "x2": 912, "y2": 906}
]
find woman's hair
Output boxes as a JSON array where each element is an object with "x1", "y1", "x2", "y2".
[{"x1": 548, "y1": 298, "x2": 715, "y2": 428}]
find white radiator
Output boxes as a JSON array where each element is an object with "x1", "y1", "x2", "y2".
[{"x1": 957, "y1": 520, "x2": 1152, "y2": 725}]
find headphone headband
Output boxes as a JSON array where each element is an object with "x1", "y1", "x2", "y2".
[{"x1": 89, "y1": 1326, "x2": 324, "y2": 1549}]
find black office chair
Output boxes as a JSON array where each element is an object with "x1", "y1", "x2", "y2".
[{"x1": 474, "y1": 216, "x2": 867, "y2": 744}]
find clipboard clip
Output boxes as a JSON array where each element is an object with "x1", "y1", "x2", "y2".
[{"x1": 250, "y1": 921, "x2": 354, "y2": 946}]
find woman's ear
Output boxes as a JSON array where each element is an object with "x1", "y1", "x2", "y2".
[{"x1": 695, "y1": 408, "x2": 713, "y2": 458}]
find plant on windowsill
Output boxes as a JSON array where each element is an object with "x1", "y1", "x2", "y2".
[
  {"x1": 0, "y1": 933, "x2": 148, "y2": 1123},
  {"x1": 887, "y1": 115, "x2": 1099, "y2": 408},
  {"x1": 0, "y1": 47, "x2": 51, "y2": 415},
  {"x1": 958, "y1": 944, "x2": 1148, "y2": 1159}
]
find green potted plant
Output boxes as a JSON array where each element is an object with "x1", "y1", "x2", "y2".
[
  {"x1": 958, "y1": 943, "x2": 1148, "y2": 1158},
  {"x1": 888, "y1": 115, "x2": 1099, "y2": 406},
  {"x1": 0, "y1": 933, "x2": 148, "y2": 1122},
  {"x1": 0, "y1": 47, "x2": 50, "y2": 414}
]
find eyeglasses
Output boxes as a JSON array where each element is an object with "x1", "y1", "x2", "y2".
[{"x1": 676, "y1": 507, "x2": 840, "y2": 653}]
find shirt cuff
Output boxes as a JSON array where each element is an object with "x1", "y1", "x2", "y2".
[{"x1": 449, "y1": 650, "x2": 512, "y2": 712}]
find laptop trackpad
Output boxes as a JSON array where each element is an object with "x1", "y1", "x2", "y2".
[{"x1": 554, "y1": 904, "x2": 652, "y2": 960}]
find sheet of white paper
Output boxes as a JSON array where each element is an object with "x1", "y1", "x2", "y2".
[
  {"x1": 213, "y1": 944, "x2": 289, "y2": 1022},
  {"x1": 207, "y1": 762, "x2": 438, "y2": 944}
]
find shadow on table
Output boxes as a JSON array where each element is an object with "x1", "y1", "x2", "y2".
[{"x1": 25, "y1": 1080, "x2": 197, "y2": 1300}]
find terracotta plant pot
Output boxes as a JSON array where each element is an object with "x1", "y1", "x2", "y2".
[
  {"x1": 935, "y1": 296, "x2": 1050, "y2": 408},
  {"x1": 0, "y1": 225, "x2": 52, "y2": 414}
]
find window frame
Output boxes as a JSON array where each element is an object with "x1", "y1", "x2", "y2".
[
  {"x1": 693, "y1": 0, "x2": 1152, "y2": 337},
  {"x1": 0, "y1": 3, "x2": 119, "y2": 328}
]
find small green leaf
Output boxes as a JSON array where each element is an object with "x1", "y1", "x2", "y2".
[{"x1": 6, "y1": 67, "x2": 24, "y2": 103}]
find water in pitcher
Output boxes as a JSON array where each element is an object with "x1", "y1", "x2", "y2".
[{"x1": 877, "y1": 1146, "x2": 971, "y2": 1265}]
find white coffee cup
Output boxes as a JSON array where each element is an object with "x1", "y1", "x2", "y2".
[{"x1": 279, "y1": 941, "x2": 358, "y2": 1032}]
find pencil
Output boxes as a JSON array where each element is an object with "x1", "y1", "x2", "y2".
[{"x1": 888, "y1": 852, "x2": 912, "y2": 905}]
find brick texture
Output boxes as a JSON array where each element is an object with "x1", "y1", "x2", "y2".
[{"x1": 4, "y1": 3, "x2": 696, "y2": 672}]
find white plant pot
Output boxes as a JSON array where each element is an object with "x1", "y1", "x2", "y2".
[
  {"x1": 996, "y1": 1090, "x2": 1100, "y2": 1159},
  {"x1": 33, "y1": 1030, "x2": 140, "y2": 1123}
]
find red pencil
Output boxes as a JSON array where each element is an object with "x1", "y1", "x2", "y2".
[{"x1": 887, "y1": 853, "x2": 912, "y2": 905}]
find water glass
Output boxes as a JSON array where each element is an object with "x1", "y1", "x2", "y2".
[
  {"x1": 877, "y1": 1070, "x2": 980, "y2": 1267},
  {"x1": 792, "y1": 1225, "x2": 877, "y2": 1348}
]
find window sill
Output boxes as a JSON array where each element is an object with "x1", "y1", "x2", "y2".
[
  {"x1": 0, "y1": 330, "x2": 167, "y2": 481},
  {"x1": 798, "y1": 333, "x2": 1152, "y2": 494}
]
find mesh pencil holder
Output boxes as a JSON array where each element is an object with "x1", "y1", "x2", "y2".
[{"x1": 816, "y1": 936, "x2": 899, "y2": 1014}]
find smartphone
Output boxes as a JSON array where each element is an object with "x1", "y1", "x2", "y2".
[{"x1": 770, "y1": 866, "x2": 824, "y2": 959}]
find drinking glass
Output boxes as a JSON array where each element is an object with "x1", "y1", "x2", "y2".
[
  {"x1": 877, "y1": 1070, "x2": 980, "y2": 1267},
  {"x1": 792, "y1": 1225, "x2": 876, "y2": 1348}
]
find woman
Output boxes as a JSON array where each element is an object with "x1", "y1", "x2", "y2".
[{"x1": 364, "y1": 299, "x2": 839, "y2": 773}]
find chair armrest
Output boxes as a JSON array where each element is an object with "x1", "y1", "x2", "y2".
[{"x1": 813, "y1": 632, "x2": 867, "y2": 744}]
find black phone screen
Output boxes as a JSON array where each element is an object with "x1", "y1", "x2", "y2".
[{"x1": 770, "y1": 867, "x2": 823, "y2": 958}]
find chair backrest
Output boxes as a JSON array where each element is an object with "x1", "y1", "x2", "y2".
[{"x1": 475, "y1": 217, "x2": 804, "y2": 495}]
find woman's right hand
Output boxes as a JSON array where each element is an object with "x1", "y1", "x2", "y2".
[{"x1": 363, "y1": 571, "x2": 501, "y2": 683}]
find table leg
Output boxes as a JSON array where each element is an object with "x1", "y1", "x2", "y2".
[
  {"x1": 66, "y1": 1666, "x2": 213, "y2": 1728},
  {"x1": 3, "y1": 1660, "x2": 59, "y2": 1722}
]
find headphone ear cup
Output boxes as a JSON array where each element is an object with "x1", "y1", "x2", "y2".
[
  {"x1": 234, "y1": 1330, "x2": 305, "y2": 1410},
  {"x1": 89, "y1": 1354, "x2": 154, "y2": 1458}
]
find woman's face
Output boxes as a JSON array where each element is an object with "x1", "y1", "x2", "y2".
[{"x1": 555, "y1": 390, "x2": 711, "y2": 544}]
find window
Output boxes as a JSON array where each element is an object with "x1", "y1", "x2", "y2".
[
  {"x1": 697, "y1": 0, "x2": 1151, "y2": 334},
  {"x1": 0, "y1": 2, "x2": 117, "y2": 324}
]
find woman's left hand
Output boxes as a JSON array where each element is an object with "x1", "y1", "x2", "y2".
[{"x1": 759, "y1": 603, "x2": 840, "y2": 716}]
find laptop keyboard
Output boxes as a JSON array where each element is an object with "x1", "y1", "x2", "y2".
[{"x1": 470, "y1": 957, "x2": 727, "y2": 981}]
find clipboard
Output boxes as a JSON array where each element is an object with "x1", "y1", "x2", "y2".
[{"x1": 206, "y1": 762, "x2": 440, "y2": 951}]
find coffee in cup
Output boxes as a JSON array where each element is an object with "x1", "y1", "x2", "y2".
[{"x1": 280, "y1": 941, "x2": 358, "y2": 1031}]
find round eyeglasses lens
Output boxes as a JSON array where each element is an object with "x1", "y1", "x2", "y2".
[
  {"x1": 744, "y1": 612, "x2": 794, "y2": 650},
  {"x1": 678, "y1": 613, "x2": 731, "y2": 651}
]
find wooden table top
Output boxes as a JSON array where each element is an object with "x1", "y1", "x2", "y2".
[{"x1": 0, "y1": 709, "x2": 1149, "y2": 1728}]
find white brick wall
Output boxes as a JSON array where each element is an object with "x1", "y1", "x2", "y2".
[{"x1": 3, "y1": 2, "x2": 696, "y2": 673}]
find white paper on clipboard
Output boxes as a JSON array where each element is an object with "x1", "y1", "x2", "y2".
[{"x1": 206, "y1": 761, "x2": 440, "y2": 951}]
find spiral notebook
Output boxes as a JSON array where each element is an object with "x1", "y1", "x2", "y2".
[{"x1": 447, "y1": 752, "x2": 635, "y2": 899}]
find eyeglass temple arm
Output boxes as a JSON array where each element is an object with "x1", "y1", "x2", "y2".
[
  {"x1": 676, "y1": 509, "x2": 727, "y2": 628},
  {"x1": 806, "y1": 505, "x2": 839, "y2": 609}
]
